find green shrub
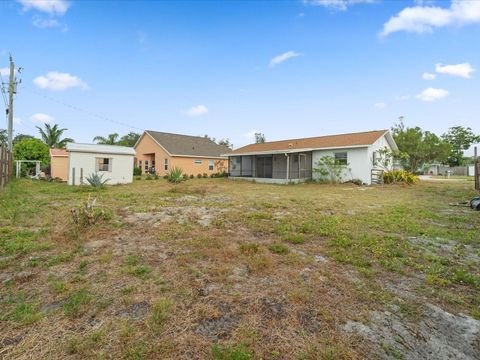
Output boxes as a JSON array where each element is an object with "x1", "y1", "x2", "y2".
[
  {"x1": 163, "y1": 175, "x2": 168, "y2": 179},
  {"x1": 239, "y1": 243, "x2": 260, "y2": 255},
  {"x1": 190, "y1": 174, "x2": 194, "y2": 179},
  {"x1": 202, "y1": 173, "x2": 208, "y2": 178},
  {"x1": 85, "y1": 173, "x2": 109, "y2": 187},
  {"x1": 268, "y1": 243, "x2": 289, "y2": 255},
  {"x1": 212, "y1": 343, "x2": 252, "y2": 360},
  {"x1": 71, "y1": 197, "x2": 109, "y2": 227},
  {"x1": 183, "y1": 174, "x2": 189, "y2": 180},
  {"x1": 133, "y1": 167, "x2": 142, "y2": 176},
  {"x1": 145, "y1": 174, "x2": 153, "y2": 180},
  {"x1": 167, "y1": 167, "x2": 184, "y2": 184},
  {"x1": 383, "y1": 170, "x2": 419, "y2": 185},
  {"x1": 197, "y1": 174, "x2": 202, "y2": 179}
]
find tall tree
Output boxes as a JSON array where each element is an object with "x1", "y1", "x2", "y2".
[
  {"x1": 218, "y1": 138, "x2": 233, "y2": 149},
  {"x1": 391, "y1": 118, "x2": 450, "y2": 172},
  {"x1": 13, "y1": 134, "x2": 34, "y2": 145},
  {"x1": 255, "y1": 133, "x2": 266, "y2": 144},
  {"x1": 0, "y1": 129, "x2": 7, "y2": 144},
  {"x1": 118, "y1": 132, "x2": 141, "y2": 147},
  {"x1": 441, "y1": 126, "x2": 480, "y2": 166},
  {"x1": 36, "y1": 124, "x2": 74, "y2": 148},
  {"x1": 93, "y1": 133, "x2": 119, "y2": 145},
  {"x1": 13, "y1": 138, "x2": 50, "y2": 165}
]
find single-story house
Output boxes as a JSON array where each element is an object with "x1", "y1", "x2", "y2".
[
  {"x1": 49, "y1": 148, "x2": 69, "y2": 180},
  {"x1": 225, "y1": 130, "x2": 398, "y2": 185},
  {"x1": 49, "y1": 143, "x2": 136, "y2": 185},
  {"x1": 134, "y1": 130, "x2": 231, "y2": 176}
]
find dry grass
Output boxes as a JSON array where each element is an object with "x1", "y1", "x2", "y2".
[{"x1": 0, "y1": 178, "x2": 479, "y2": 359}]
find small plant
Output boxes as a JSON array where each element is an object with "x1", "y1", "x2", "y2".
[
  {"x1": 190, "y1": 174, "x2": 194, "y2": 179},
  {"x1": 163, "y1": 175, "x2": 168, "y2": 179},
  {"x1": 313, "y1": 155, "x2": 350, "y2": 183},
  {"x1": 167, "y1": 166, "x2": 184, "y2": 184},
  {"x1": 71, "y1": 197, "x2": 109, "y2": 227},
  {"x1": 283, "y1": 234, "x2": 305, "y2": 244},
  {"x1": 268, "y1": 243, "x2": 289, "y2": 255},
  {"x1": 85, "y1": 173, "x2": 110, "y2": 187},
  {"x1": 145, "y1": 174, "x2": 153, "y2": 180},
  {"x1": 239, "y1": 243, "x2": 260, "y2": 255},
  {"x1": 148, "y1": 299, "x2": 173, "y2": 333},
  {"x1": 135, "y1": 176, "x2": 141, "y2": 180},
  {"x1": 154, "y1": 174, "x2": 159, "y2": 180},
  {"x1": 183, "y1": 174, "x2": 189, "y2": 180},
  {"x1": 202, "y1": 173, "x2": 208, "y2": 178},
  {"x1": 133, "y1": 166, "x2": 142, "y2": 176},
  {"x1": 197, "y1": 174, "x2": 202, "y2": 179},
  {"x1": 212, "y1": 343, "x2": 252, "y2": 360},
  {"x1": 383, "y1": 170, "x2": 419, "y2": 185}
]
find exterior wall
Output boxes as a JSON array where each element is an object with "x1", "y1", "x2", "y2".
[
  {"x1": 51, "y1": 156, "x2": 68, "y2": 181},
  {"x1": 171, "y1": 157, "x2": 228, "y2": 176},
  {"x1": 134, "y1": 133, "x2": 228, "y2": 176},
  {"x1": 312, "y1": 147, "x2": 370, "y2": 184},
  {"x1": 135, "y1": 133, "x2": 171, "y2": 175},
  {"x1": 368, "y1": 135, "x2": 394, "y2": 170},
  {"x1": 68, "y1": 152, "x2": 134, "y2": 185}
]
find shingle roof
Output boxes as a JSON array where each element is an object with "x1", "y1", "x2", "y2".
[
  {"x1": 49, "y1": 148, "x2": 68, "y2": 157},
  {"x1": 144, "y1": 130, "x2": 231, "y2": 158},
  {"x1": 230, "y1": 130, "x2": 389, "y2": 155}
]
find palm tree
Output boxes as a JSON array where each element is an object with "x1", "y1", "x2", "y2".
[
  {"x1": 36, "y1": 123, "x2": 74, "y2": 148},
  {"x1": 93, "y1": 133, "x2": 119, "y2": 145}
]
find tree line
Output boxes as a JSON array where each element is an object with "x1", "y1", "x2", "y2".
[{"x1": 392, "y1": 117, "x2": 479, "y2": 171}]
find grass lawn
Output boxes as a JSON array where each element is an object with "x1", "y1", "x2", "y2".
[{"x1": 1, "y1": 178, "x2": 479, "y2": 359}]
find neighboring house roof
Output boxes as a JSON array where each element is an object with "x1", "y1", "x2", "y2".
[
  {"x1": 138, "y1": 130, "x2": 231, "y2": 158},
  {"x1": 229, "y1": 130, "x2": 397, "y2": 155},
  {"x1": 66, "y1": 143, "x2": 136, "y2": 156},
  {"x1": 50, "y1": 148, "x2": 68, "y2": 157}
]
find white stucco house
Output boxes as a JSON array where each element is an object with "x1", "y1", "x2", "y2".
[
  {"x1": 224, "y1": 130, "x2": 398, "y2": 185},
  {"x1": 66, "y1": 143, "x2": 136, "y2": 185}
]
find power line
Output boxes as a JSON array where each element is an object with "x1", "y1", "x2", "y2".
[{"x1": 23, "y1": 86, "x2": 144, "y2": 132}]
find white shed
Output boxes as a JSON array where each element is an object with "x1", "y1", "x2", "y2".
[{"x1": 66, "y1": 143, "x2": 136, "y2": 185}]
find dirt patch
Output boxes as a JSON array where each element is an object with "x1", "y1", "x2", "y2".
[
  {"x1": 297, "y1": 307, "x2": 322, "y2": 334},
  {"x1": 344, "y1": 303, "x2": 480, "y2": 360},
  {"x1": 195, "y1": 302, "x2": 240, "y2": 341},
  {"x1": 123, "y1": 206, "x2": 227, "y2": 227},
  {"x1": 116, "y1": 301, "x2": 151, "y2": 321},
  {"x1": 261, "y1": 297, "x2": 286, "y2": 320}
]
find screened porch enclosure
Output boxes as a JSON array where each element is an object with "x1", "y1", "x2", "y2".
[{"x1": 229, "y1": 152, "x2": 312, "y2": 181}]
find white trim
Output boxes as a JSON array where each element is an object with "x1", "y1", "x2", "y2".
[
  {"x1": 224, "y1": 144, "x2": 370, "y2": 157},
  {"x1": 67, "y1": 143, "x2": 136, "y2": 155},
  {"x1": 136, "y1": 131, "x2": 173, "y2": 156}
]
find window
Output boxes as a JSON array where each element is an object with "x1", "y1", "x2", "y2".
[
  {"x1": 208, "y1": 160, "x2": 214, "y2": 171},
  {"x1": 372, "y1": 151, "x2": 378, "y2": 165},
  {"x1": 164, "y1": 158, "x2": 168, "y2": 171},
  {"x1": 334, "y1": 152, "x2": 348, "y2": 165},
  {"x1": 145, "y1": 160, "x2": 149, "y2": 171},
  {"x1": 194, "y1": 159, "x2": 202, "y2": 165},
  {"x1": 96, "y1": 158, "x2": 111, "y2": 172},
  {"x1": 138, "y1": 160, "x2": 142, "y2": 169}
]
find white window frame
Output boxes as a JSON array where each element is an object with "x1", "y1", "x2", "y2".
[
  {"x1": 194, "y1": 159, "x2": 202, "y2": 165},
  {"x1": 334, "y1": 152, "x2": 348, "y2": 165},
  {"x1": 164, "y1": 158, "x2": 168, "y2": 171},
  {"x1": 208, "y1": 160, "x2": 214, "y2": 171}
]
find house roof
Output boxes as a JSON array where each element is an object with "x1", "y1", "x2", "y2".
[
  {"x1": 229, "y1": 130, "x2": 394, "y2": 155},
  {"x1": 49, "y1": 148, "x2": 68, "y2": 157},
  {"x1": 141, "y1": 130, "x2": 231, "y2": 158},
  {"x1": 66, "y1": 143, "x2": 136, "y2": 155}
]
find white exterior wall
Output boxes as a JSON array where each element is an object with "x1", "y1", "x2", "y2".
[
  {"x1": 68, "y1": 151, "x2": 134, "y2": 185},
  {"x1": 312, "y1": 147, "x2": 371, "y2": 184},
  {"x1": 368, "y1": 135, "x2": 394, "y2": 170}
]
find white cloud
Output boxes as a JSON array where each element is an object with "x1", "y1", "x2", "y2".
[
  {"x1": 13, "y1": 117, "x2": 22, "y2": 125},
  {"x1": 374, "y1": 102, "x2": 386, "y2": 109},
  {"x1": 32, "y1": 16, "x2": 61, "y2": 29},
  {"x1": 30, "y1": 113, "x2": 54, "y2": 123},
  {"x1": 381, "y1": 0, "x2": 480, "y2": 37},
  {"x1": 416, "y1": 87, "x2": 449, "y2": 102},
  {"x1": 269, "y1": 51, "x2": 301, "y2": 67},
  {"x1": 305, "y1": 0, "x2": 374, "y2": 11},
  {"x1": 395, "y1": 94, "x2": 411, "y2": 101},
  {"x1": 0, "y1": 67, "x2": 9, "y2": 77},
  {"x1": 17, "y1": 0, "x2": 70, "y2": 16},
  {"x1": 422, "y1": 72, "x2": 436, "y2": 80},
  {"x1": 33, "y1": 72, "x2": 88, "y2": 91},
  {"x1": 435, "y1": 62, "x2": 474, "y2": 78},
  {"x1": 185, "y1": 105, "x2": 208, "y2": 117}
]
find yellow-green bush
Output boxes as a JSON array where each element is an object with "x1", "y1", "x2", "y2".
[{"x1": 383, "y1": 170, "x2": 419, "y2": 185}]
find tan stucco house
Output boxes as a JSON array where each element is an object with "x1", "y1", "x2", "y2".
[
  {"x1": 49, "y1": 148, "x2": 68, "y2": 180},
  {"x1": 134, "y1": 130, "x2": 230, "y2": 176}
]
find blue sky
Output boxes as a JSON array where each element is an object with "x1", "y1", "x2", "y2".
[{"x1": 1, "y1": 0, "x2": 479, "y2": 151}]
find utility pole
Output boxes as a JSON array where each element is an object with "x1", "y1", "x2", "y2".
[{"x1": 7, "y1": 55, "x2": 15, "y2": 150}]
